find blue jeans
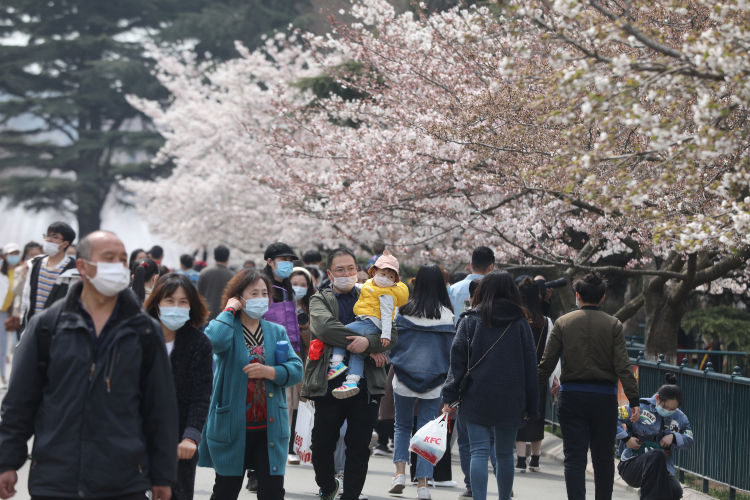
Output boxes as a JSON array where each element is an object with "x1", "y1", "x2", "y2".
[
  {"x1": 457, "y1": 411, "x2": 496, "y2": 489},
  {"x1": 393, "y1": 393, "x2": 441, "y2": 480},
  {"x1": 464, "y1": 420, "x2": 518, "y2": 500},
  {"x1": 333, "y1": 318, "x2": 379, "y2": 378}
]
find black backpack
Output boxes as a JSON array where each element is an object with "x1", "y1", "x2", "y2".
[{"x1": 35, "y1": 301, "x2": 157, "y2": 385}]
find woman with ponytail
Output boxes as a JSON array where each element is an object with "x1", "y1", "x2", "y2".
[
  {"x1": 131, "y1": 258, "x2": 160, "y2": 304},
  {"x1": 616, "y1": 372, "x2": 694, "y2": 499}
]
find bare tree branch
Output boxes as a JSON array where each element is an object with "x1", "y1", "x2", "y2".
[
  {"x1": 694, "y1": 246, "x2": 750, "y2": 286},
  {"x1": 615, "y1": 293, "x2": 645, "y2": 322}
]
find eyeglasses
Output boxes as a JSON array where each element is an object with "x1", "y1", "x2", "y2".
[
  {"x1": 333, "y1": 266, "x2": 357, "y2": 273},
  {"x1": 43, "y1": 234, "x2": 64, "y2": 243}
]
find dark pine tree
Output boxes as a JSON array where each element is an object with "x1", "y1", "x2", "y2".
[
  {"x1": 0, "y1": 0, "x2": 314, "y2": 235},
  {"x1": 0, "y1": 0, "x2": 185, "y2": 235}
]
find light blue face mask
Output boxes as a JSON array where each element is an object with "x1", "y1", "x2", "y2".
[
  {"x1": 275, "y1": 261, "x2": 293, "y2": 279},
  {"x1": 160, "y1": 306, "x2": 190, "y2": 331},
  {"x1": 6, "y1": 255, "x2": 20, "y2": 267},
  {"x1": 292, "y1": 286, "x2": 308, "y2": 301},
  {"x1": 656, "y1": 405, "x2": 676, "y2": 418},
  {"x1": 244, "y1": 297, "x2": 269, "y2": 319}
]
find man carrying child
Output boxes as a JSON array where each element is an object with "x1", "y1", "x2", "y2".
[{"x1": 301, "y1": 248, "x2": 396, "y2": 500}]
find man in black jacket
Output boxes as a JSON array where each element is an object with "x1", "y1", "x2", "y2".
[{"x1": 0, "y1": 230, "x2": 178, "y2": 500}]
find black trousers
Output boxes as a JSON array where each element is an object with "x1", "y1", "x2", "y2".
[
  {"x1": 375, "y1": 418, "x2": 394, "y2": 448},
  {"x1": 33, "y1": 495, "x2": 146, "y2": 500},
  {"x1": 288, "y1": 409, "x2": 298, "y2": 454},
  {"x1": 311, "y1": 388, "x2": 380, "y2": 500},
  {"x1": 558, "y1": 390, "x2": 618, "y2": 500},
  {"x1": 618, "y1": 450, "x2": 683, "y2": 500},
  {"x1": 173, "y1": 453, "x2": 199, "y2": 500},
  {"x1": 210, "y1": 430, "x2": 284, "y2": 500}
]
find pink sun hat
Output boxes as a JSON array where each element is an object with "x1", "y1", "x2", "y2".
[{"x1": 368, "y1": 250, "x2": 400, "y2": 282}]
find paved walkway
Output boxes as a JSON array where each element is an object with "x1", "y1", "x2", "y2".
[
  {"x1": 9, "y1": 437, "x2": 636, "y2": 499},
  {"x1": 0, "y1": 384, "x2": 710, "y2": 500}
]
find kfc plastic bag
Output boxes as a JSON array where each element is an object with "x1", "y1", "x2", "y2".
[
  {"x1": 293, "y1": 400, "x2": 315, "y2": 465},
  {"x1": 409, "y1": 413, "x2": 448, "y2": 465}
]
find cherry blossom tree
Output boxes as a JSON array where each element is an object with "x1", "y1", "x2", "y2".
[
  {"x1": 130, "y1": 0, "x2": 749, "y2": 359},
  {"x1": 124, "y1": 39, "x2": 358, "y2": 258},
  {"x1": 267, "y1": 0, "x2": 750, "y2": 358}
]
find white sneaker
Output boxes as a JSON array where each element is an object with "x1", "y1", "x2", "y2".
[
  {"x1": 370, "y1": 431, "x2": 379, "y2": 449},
  {"x1": 373, "y1": 447, "x2": 391, "y2": 456},
  {"x1": 287, "y1": 453, "x2": 300, "y2": 465},
  {"x1": 388, "y1": 474, "x2": 406, "y2": 494},
  {"x1": 417, "y1": 486, "x2": 431, "y2": 499},
  {"x1": 429, "y1": 480, "x2": 457, "y2": 487}
]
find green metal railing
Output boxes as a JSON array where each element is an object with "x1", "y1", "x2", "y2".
[
  {"x1": 635, "y1": 355, "x2": 750, "y2": 499},
  {"x1": 624, "y1": 341, "x2": 750, "y2": 375},
  {"x1": 543, "y1": 355, "x2": 750, "y2": 499}
]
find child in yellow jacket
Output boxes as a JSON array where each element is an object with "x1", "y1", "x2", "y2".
[{"x1": 328, "y1": 251, "x2": 408, "y2": 399}]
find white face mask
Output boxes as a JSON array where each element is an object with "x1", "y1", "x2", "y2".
[
  {"x1": 332, "y1": 274, "x2": 358, "y2": 292},
  {"x1": 43, "y1": 241, "x2": 62, "y2": 257},
  {"x1": 373, "y1": 275, "x2": 395, "y2": 288},
  {"x1": 85, "y1": 261, "x2": 131, "y2": 297}
]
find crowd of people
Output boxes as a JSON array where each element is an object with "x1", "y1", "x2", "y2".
[{"x1": 0, "y1": 222, "x2": 694, "y2": 500}]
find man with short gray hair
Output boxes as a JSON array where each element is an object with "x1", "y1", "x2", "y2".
[{"x1": 0, "y1": 230, "x2": 178, "y2": 500}]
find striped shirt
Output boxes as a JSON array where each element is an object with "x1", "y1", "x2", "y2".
[
  {"x1": 243, "y1": 323, "x2": 263, "y2": 349},
  {"x1": 34, "y1": 256, "x2": 70, "y2": 313}
]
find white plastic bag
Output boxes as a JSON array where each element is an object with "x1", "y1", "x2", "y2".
[
  {"x1": 409, "y1": 413, "x2": 448, "y2": 465},
  {"x1": 293, "y1": 400, "x2": 315, "y2": 465}
]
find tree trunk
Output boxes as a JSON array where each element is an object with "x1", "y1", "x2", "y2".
[
  {"x1": 75, "y1": 180, "x2": 107, "y2": 238},
  {"x1": 76, "y1": 202, "x2": 102, "y2": 238},
  {"x1": 643, "y1": 281, "x2": 683, "y2": 363}
]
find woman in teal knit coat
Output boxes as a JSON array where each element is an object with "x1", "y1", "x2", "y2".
[{"x1": 198, "y1": 269, "x2": 303, "y2": 499}]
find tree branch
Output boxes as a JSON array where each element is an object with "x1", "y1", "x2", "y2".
[
  {"x1": 694, "y1": 246, "x2": 750, "y2": 286},
  {"x1": 615, "y1": 293, "x2": 645, "y2": 322},
  {"x1": 472, "y1": 220, "x2": 689, "y2": 280},
  {"x1": 646, "y1": 252, "x2": 683, "y2": 292},
  {"x1": 588, "y1": 0, "x2": 682, "y2": 59},
  {"x1": 669, "y1": 253, "x2": 697, "y2": 306}
]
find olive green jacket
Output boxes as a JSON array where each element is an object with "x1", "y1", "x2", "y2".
[
  {"x1": 301, "y1": 287, "x2": 396, "y2": 399},
  {"x1": 538, "y1": 307, "x2": 640, "y2": 407}
]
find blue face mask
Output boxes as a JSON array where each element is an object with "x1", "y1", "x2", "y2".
[
  {"x1": 160, "y1": 306, "x2": 190, "y2": 331},
  {"x1": 6, "y1": 255, "x2": 20, "y2": 267},
  {"x1": 656, "y1": 405, "x2": 676, "y2": 418},
  {"x1": 244, "y1": 297, "x2": 269, "y2": 319},
  {"x1": 292, "y1": 286, "x2": 308, "y2": 301},
  {"x1": 274, "y1": 260, "x2": 293, "y2": 279}
]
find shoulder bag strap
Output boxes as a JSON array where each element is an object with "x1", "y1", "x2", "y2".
[{"x1": 466, "y1": 319, "x2": 516, "y2": 375}]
